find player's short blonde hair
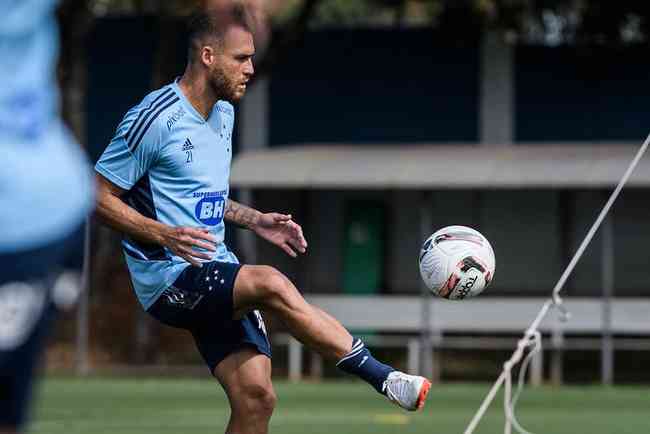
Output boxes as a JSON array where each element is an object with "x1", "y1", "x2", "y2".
[{"x1": 187, "y1": 1, "x2": 254, "y2": 61}]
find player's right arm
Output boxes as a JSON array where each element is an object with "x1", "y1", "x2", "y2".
[{"x1": 94, "y1": 174, "x2": 216, "y2": 267}]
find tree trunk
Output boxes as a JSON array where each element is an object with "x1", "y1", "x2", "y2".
[
  {"x1": 58, "y1": 0, "x2": 95, "y2": 373},
  {"x1": 58, "y1": 0, "x2": 92, "y2": 144}
]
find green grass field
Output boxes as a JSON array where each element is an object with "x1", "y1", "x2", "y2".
[{"x1": 31, "y1": 378, "x2": 649, "y2": 434}]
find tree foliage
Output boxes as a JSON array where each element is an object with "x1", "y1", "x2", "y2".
[
  {"x1": 287, "y1": 0, "x2": 649, "y2": 45},
  {"x1": 66, "y1": 1, "x2": 648, "y2": 45}
]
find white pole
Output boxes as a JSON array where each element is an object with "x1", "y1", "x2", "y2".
[
  {"x1": 480, "y1": 31, "x2": 513, "y2": 146},
  {"x1": 76, "y1": 218, "x2": 91, "y2": 376},
  {"x1": 601, "y1": 212, "x2": 614, "y2": 385},
  {"x1": 237, "y1": 77, "x2": 269, "y2": 264},
  {"x1": 419, "y1": 192, "x2": 434, "y2": 380}
]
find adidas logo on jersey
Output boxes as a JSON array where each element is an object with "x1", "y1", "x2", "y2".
[{"x1": 182, "y1": 138, "x2": 194, "y2": 152}]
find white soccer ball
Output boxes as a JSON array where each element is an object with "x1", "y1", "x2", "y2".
[{"x1": 418, "y1": 225, "x2": 495, "y2": 300}]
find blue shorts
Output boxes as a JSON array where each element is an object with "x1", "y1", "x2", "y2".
[
  {"x1": 0, "y1": 227, "x2": 82, "y2": 428},
  {"x1": 147, "y1": 261, "x2": 271, "y2": 373}
]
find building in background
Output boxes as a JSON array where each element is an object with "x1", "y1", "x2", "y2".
[{"x1": 63, "y1": 3, "x2": 650, "y2": 381}]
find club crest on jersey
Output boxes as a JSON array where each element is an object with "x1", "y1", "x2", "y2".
[{"x1": 195, "y1": 195, "x2": 225, "y2": 226}]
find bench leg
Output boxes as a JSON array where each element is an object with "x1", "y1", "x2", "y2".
[
  {"x1": 412, "y1": 338, "x2": 440, "y2": 383},
  {"x1": 408, "y1": 339, "x2": 420, "y2": 375},
  {"x1": 551, "y1": 348, "x2": 563, "y2": 385},
  {"x1": 530, "y1": 348, "x2": 543, "y2": 387},
  {"x1": 310, "y1": 352, "x2": 323, "y2": 379},
  {"x1": 431, "y1": 349, "x2": 441, "y2": 384},
  {"x1": 551, "y1": 331, "x2": 564, "y2": 385},
  {"x1": 288, "y1": 337, "x2": 303, "y2": 382}
]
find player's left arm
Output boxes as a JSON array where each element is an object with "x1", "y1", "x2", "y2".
[{"x1": 224, "y1": 199, "x2": 307, "y2": 257}]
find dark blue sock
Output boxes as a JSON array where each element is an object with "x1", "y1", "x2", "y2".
[{"x1": 336, "y1": 338, "x2": 394, "y2": 394}]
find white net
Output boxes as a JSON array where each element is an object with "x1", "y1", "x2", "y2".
[{"x1": 463, "y1": 133, "x2": 650, "y2": 434}]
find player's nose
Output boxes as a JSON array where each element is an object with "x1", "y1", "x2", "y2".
[{"x1": 244, "y1": 59, "x2": 254, "y2": 77}]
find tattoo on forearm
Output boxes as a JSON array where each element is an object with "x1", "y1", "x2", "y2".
[{"x1": 224, "y1": 199, "x2": 259, "y2": 229}]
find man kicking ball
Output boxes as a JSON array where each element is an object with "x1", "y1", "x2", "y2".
[{"x1": 94, "y1": 4, "x2": 431, "y2": 433}]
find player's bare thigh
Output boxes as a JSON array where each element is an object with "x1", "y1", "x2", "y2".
[
  {"x1": 214, "y1": 346, "x2": 272, "y2": 388},
  {"x1": 232, "y1": 264, "x2": 297, "y2": 318}
]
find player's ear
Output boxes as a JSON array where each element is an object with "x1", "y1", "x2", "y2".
[{"x1": 201, "y1": 45, "x2": 215, "y2": 67}]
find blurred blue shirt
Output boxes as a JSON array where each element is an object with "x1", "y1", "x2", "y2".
[
  {"x1": 0, "y1": 0, "x2": 94, "y2": 253},
  {"x1": 95, "y1": 81, "x2": 238, "y2": 309}
]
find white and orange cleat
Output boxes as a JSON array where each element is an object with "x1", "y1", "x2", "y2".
[{"x1": 383, "y1": 371, "x2": 432, "y2": 411}]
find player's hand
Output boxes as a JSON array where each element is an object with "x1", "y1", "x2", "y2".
[
  {"x1": 253, "y1": 213, "x2": 308, "y2": 258},
  {"x1": 160, "y1": 226, "x2": 217, "y2": 267}
]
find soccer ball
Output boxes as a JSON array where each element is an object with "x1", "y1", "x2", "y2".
[{"x1": 418, "y1": 225, "x2": 495, "y2": 299}]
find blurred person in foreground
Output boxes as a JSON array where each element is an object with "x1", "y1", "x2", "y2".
[
  {"x1": 0, "y1": 1, "x2": 94, "y2": 433},
  {"x1": 94, "y1": 2, "x2": 431, "y2": 433}
]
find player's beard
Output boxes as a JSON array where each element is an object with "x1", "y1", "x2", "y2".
[{"x1": 209, "y1": 66, "x2": 241, "y2": 103}]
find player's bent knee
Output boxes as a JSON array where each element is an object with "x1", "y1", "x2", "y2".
[{"x1": 236, "y1": 383, "x2": 277, "y2": 418}]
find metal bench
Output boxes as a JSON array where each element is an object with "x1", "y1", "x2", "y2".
[{"x1": 274, "y1": 295, "x2": 650, "y2": 384}]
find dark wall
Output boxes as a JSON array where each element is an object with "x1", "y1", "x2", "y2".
[
  {"x1": 515, "y1": 45, "x2": 650, "y2": 142},
  {"x1": 87, "y1": 19, "x2": 647, "y2": 153},
  {"x1": 87, "y1": 17, "x2": 159, "y2": 162},
  {"x1": 269, "y1": 29, "x2": 480, "y2": 146}
]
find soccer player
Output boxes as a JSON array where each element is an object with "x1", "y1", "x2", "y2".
[
  {"x1": 0, "y1": 1, "x2": 94, "y2": 433},
  {"x1": 94, "y1": 4, "x2": 431, "y2": 433}
]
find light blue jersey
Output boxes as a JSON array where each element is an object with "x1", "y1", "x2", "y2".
[
  {"x1": 0, "y1": 0, "x2": 93, "y2": 253},
  {"x1": 95, "y1": 80, "x2": 239, "y2": 309}
]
